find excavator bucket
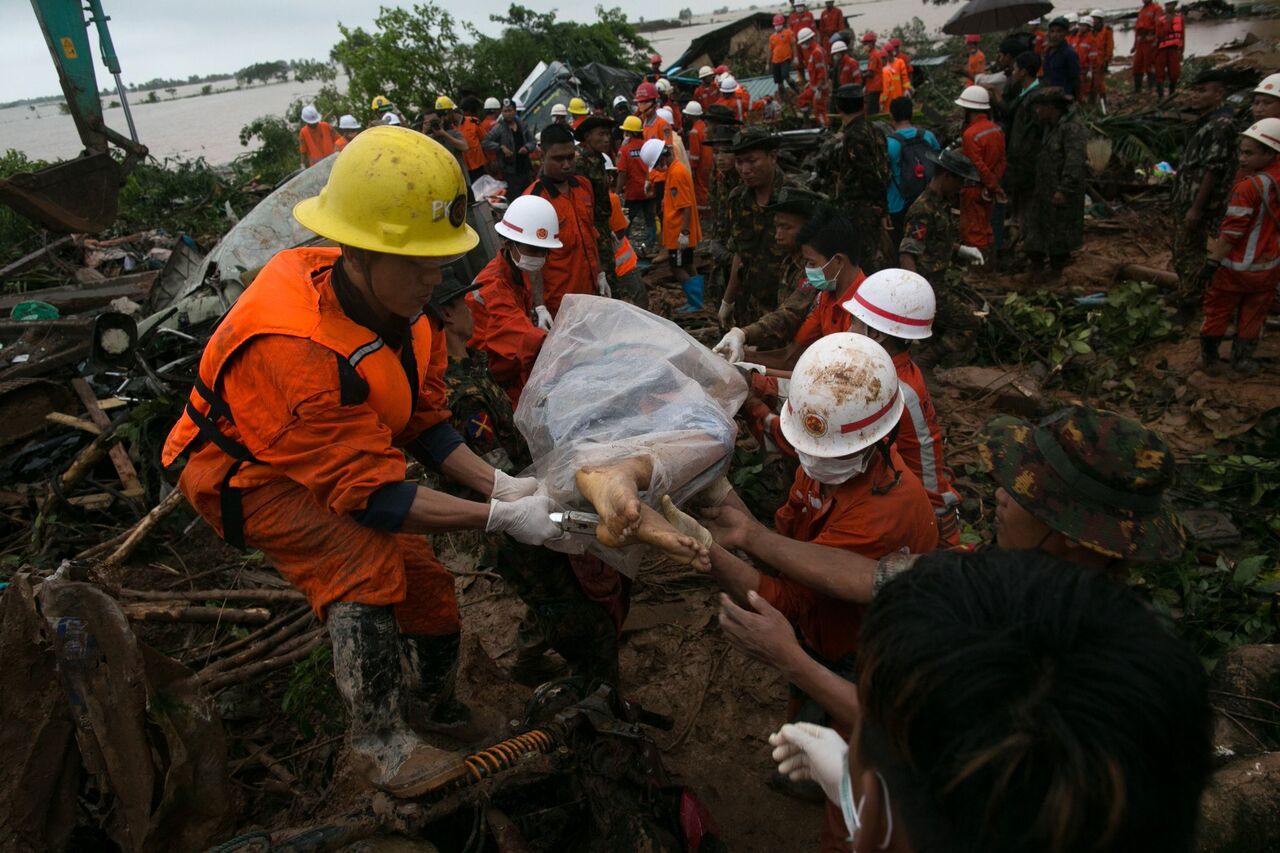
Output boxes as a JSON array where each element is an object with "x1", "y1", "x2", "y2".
[{"x1": 0, "y1": 151, "x2": 123, "y2": 234}]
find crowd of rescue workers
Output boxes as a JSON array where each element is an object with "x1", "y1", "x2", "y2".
[{"x1": 169, "y1": 1, "x2": 1280, "y2": 850}]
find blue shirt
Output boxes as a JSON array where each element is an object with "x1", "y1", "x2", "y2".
[
  {"x1": 1042, "y1": 42, "x2": 1080, "y2": 96},
  {"x1": 886, "y1": 126, "x2": 941, "y2": 214}
]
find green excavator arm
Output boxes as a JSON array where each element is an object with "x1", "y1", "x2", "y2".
[{"x1": 0, "y1": 0, "x2": 148, "y2": 233}]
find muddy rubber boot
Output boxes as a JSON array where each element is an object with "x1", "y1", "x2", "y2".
[
  {"x1": 1197, "y1": 336, "x2": 1223, "y2": 376},
  {"x1": 401, "y1": 632, "x2": 505, "y2": 745},
  {"x1": 1231, "y1": 338, "x2": 1259, "y2": 376},
  {"x1": 328, "y1": 603, "x2": 464, "y2": 797}
]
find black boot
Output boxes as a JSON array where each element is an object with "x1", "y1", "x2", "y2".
[
  {"x1": 1134, "y1": 76, "x2": 1143, "y2": 93},
  {"x1": 328, "y1": 603, "x2": 461, "y2": 796},
  {"x1": 401, "y1": 632, "x2": 503, "y2": 744},
  {"x1": 1231, "y1": 338, "x2": 1259, "y2": 376},
  {"x1": 1197, "y1": 336, "x2": 1223, "y2": 376},
  {"x1": 1156, "y1": 83, "x2": 1165, "y2": 99}
]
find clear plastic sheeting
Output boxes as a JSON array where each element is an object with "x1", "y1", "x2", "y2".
[{"x1": 516, "y1": 295, "x2": 747, "y2": 574}]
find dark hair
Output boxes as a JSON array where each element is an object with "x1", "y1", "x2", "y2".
[
  {"x1": 889, "y1": 96, "x2": 914, "y2": 122},
  {"x1": 1016, "y1": 50, "x2": 1042, "y2": 76},
  {"x1": 795, "y1": 205, "x2": 857, "y2": 263},
  {"x1": 834, "y1": 89, "x2": 865, "y2": 114},
  {"x1": 540, "y1": 123, "x2": 575, "y2": 149},
  {"x1": 856, "y1": 550, "x2": 1212, "y2": 853}
]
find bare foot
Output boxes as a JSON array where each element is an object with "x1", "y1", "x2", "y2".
[{"x1": 575, "y1": 458, "x2": 653, "y2": 544}]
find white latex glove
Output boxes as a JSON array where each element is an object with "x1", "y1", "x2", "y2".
[
  {"x1": 958, "y1": 245, "x2": 985, "y2": 265},
  {"x1": 717, "y1": 299, "x2": 734, "y2": 328},
  {"x1": 491, "y1": 469, "x2": 539, "y2": 501},
  {"x1": 769, "y1": 722, "x2": 849, "y2": 808},
  {"x1": 712, "y1": 327, "x2": 746, "y2": 362},
  {"x1": 596, "y1": 271, "x2": 612, "y2": 298},
  {"x1": 677, "y1": 232, "x2": 690, "y2": 249},
  {"x1": 533, "y1": 305, "x2": 553, "y2": 331},
  {"x1": 485, "y1": 495, "x2": 564, "y2": 545},
  {"x1": 734, "y1": 361, "x2": 767, "y2": 375}
]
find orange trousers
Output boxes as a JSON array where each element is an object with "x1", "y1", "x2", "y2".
[
  {"x1": 1133, "y1": 40, "x2": 1157, "y2": 75},
  {"x1": 1202, "y1": 284, "x2": 1274, "y2": 340},
  {"x1": 1154, "y1": 48, "x2": 1181, "y2": 84},
  {"x1": 959, "y1": 186, "x2": 994, "y2": 250},
  {"x1": 242, "y1": 477, "x2": 459, "y2": 635}
]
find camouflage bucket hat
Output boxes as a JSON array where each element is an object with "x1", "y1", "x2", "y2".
[
  {"x1": 764, "y1": 186, "x2": 829, "y2": 217},
  {"x1": 727, "y1": 126, "x2": 780, "y2": 153},
  {"x1": 977, "y1": 406, "x2": 1185, "y2": 561}
]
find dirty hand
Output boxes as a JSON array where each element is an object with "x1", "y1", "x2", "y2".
[
  {"x1": 719, "y1": 590, "x2": 802, "y2": 670},
  {"x1": 596, "y1": 271, "x2": 612, "y2": 298},
  {"x1": 717, "y1": 299, "x2": 735, "y2": 328},
  {"x1": 1051, "y1": 191, "x2": 1067, "y2": 207},
  {"x1": 677, "y1": 231, "x2": 690, "y2": 249},
  {"x1": 491, "y1": 469, "x2": 539, "y2": 501},
  {"x1": 768, "y1": 722, "x2": 849, "y2": 807},
  {"x1": 713, "y1": 327, "x2": 746, "y2": 362},
  {"x1": 486, "y1": 495, "x2": 564, "y2": 545},
  {"x1": 534, "y1": 305, "x2": 553, "y2": 331},
  {"x1": 699, "y1": 503, "x2": 763, "y2": 551},
  {"x1": 957, "y1": 245, "x2": 985, "y2": 265}
]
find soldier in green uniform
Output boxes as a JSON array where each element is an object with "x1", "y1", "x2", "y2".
[
  {"x1": 828, "y1": 84, "x2": 892, "y2": 270},
  {"x1": 1170, "y1": 69, "x2": 1239, "y2": 306},
  {"x1": 719, "y1": 126, "x2": 802, "y2": 328},
  {"x1": 576, "y1": 116, "x2": 620, "y2": 295},
  {"x1": 429, "y1": 271, "x2": 619, "y2": 686},
  {"x1": 978, "y1": 405, "x2": 1185, "y2": 569},
  {"x1": 703, "y1": 106, "x2": 742, "y2": 306},
  {"x1": 899, "y1": 148, "x2": 983, "y2": 338},
  {"x1": 1022, "y1": 87, "x2": 1088, "y2": 277}
]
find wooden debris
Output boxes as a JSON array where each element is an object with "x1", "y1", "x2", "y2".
[
  {"x1": 120, "y1": 587, "x2": 306, "y2": 604},
  {"x1": 121, "y1": 603, "x2": 272, "y2": 624},
  {"x1": 45, "y1": 412, "x2": 101, "y2": 434},
  {"x1": 72, "y1": 378, "x2": 144, "y2": 498},
  {"x1": 98, "y1": 490, "x2": 186, "y2": 581}
]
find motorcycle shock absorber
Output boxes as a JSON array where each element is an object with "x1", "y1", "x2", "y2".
[{"x1": 460, "y1": 728, "x2": 559, "y2": 786}]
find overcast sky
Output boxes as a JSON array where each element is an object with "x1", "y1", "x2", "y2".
[{"x1": 0, "y1": 0, "x2": 708, "y2": 103}]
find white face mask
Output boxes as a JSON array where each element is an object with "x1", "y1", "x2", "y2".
[
  {"x1": 840, "y1": 767, "x2": 894, "y2": 848},
  {"x1": 797, "y1": 448, "x2": 871, "y2": 485},
  {"x1": 511, "y1": 246, "x2": 546, "y2": 273}
]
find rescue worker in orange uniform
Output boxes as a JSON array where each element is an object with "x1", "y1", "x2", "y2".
[
  {"x1": 567, "y1": 97, "x2": 590, "y2": 130},
  {"x1": 796, "y1": 28, "x2": 830, "y2": 127},
  {"x1": 1197, "y1": 119, "x2": 1280, "y2": 377},
  {"x1": 1090, "y1": 11, "x2": 1115, "y2": 102},
  {"x1": 684, "y1": 100, "x2": 711, "y2": 206},
  {"x1": 603, "y1": 164, "x2": 649, "y2": 308},
  {"x1": 335, "y1": 114, "x2": 361, "y2": 150},
  {"x1": 641, "y1": 138, "x2": 702, "y2": 292},
  {"x1": 770, "y1": 14, "x2": 800, "y2": 97},
  {"x1": 1072, "y1": 18, "x2": 1098, "y2": 99},
  {"x1": 479, "y1": 97, "x2": 502, "y2": 175},
  {"x1": 466, "y1": 196, "x2": 559, "y2": 404},
  {"x1": 818, "y1": 0, "x2": 845, "y2": 42},
  {"x1": 694, "y1": 66, "x2": 718, "y2": 107},
  {"x1": 886, "y1": 38, "x2": 913, "y2": 94},
  {"x1": 522, "y1": 122, "x2": 605, "y2": 317},
  {"x1": 635, "y1": 80, "x2": 674, "y2": 247},
  {"x1": 831, "y1": 40, "x2": 861, "y2": 87},
  {"x1": 1133, "y1": 0, "x2": 1161, "y2": 94},
  {"x1": 862, "y1": 31, "x2": 885, "y2": 114},
  {"x1": 711, "y1": 75, "x2": 746, "y2": 122},
  {"x1": 298, "y1": 104, "x2": 339, "y2": 167},
  {"x1": 956, "y1": 85, "x2": 1006, "y2": 253},
  {"x1": 843, "y1": 269, "x2": 962, "y2": 545},
  {"x1": 694, "y1": 332, "x2": 938, "y2": 848},
  {"x1": 881, "y1": 54, "x2": 905, "y2": 106},
  {"x1": 458, "y1": 99, "x2": 488, "y2": 181},
  {"x1": 964, "y1": 34, "x2": 986, "y2": 85},
  {"x1": 618, "y1": 116, "x2": 658, "y2": 248},
  {"x1": 789, "y1": 0, "x2": 818, "y2": 81},
  {"x1": 1154, "y1": 0, "x2": 1186, "y2": 98},
  {"x1": 162, "y1": 127, "x2": 566, "y2": 799}
]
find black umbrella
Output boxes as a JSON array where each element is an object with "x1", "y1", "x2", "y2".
[{"x1": 942, "y1": 0, "x2": 1055, "y2": 36}]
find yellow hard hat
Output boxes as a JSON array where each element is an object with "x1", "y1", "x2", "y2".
[
  {"x1": 371, "y1": 95, "x2": 392, "y2": 111},
  {"x1": 293, "y1": 126, "x2": 479, "y2": 257},
  {"x1": 620, "y1": 115, "x2": 643, "y2": 133},
  {"x1": 435, "y1": 95, "x2": 457, "y2": 111},
  {"x1": 568, "y1": 97, "x2": 589, "y2": 115}
]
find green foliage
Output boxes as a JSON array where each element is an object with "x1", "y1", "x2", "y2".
[
  {"x1": 291, "y1": 58, "x2": 337, "y2": 83},
  {"x1": 236, "y1": 60, "x2": 290, "y2": 86},
  {"x1": 238, "y1": 115, "x2": 301, "y2": 180},
  {"x1": 0, "y1": 150, "x2": 50, "y2": 268},
  {"x1": 282, "y1": 644, "x2": 345, "y2": 739},
  {"x1": 1084, "y1": 110, "x2": 1189, "y2": 169}
]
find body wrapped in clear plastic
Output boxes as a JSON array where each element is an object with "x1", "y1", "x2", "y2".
[{"x1": 515, "y1": 295, "x2": 747, "y2": 574}]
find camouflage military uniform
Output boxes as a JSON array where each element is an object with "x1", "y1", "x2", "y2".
[
  {"x1": 725, "y1": 168, "x2": 801, "y2": 326},
  {"x1": 831, "y1": 114, "x2": 892, "y2": 269},
  {"x1": 745, "y1": 254, "x2": 817, "y2": 348},
  {"x1": 578, "y1": 148, "x2": 617, "y2": 291},
  {"x1": 1023, "y1": 110, "x2": 1088, "y2": 266},
  {"x1": 444, "y1": 349, "x2": 618, "y2": 684},
  {"x1": 899, "y1": 185, "x2": 971, "y2": 333},
  {"x1": 976, "y1": 406, "x2": 1185, "y2": 562},
  {"x1": 705, "y1": 160, "x2": 740, "y2": 302},
  {"x1": 1169, "y1": 105, "x2": 1238, "y2": 305}
]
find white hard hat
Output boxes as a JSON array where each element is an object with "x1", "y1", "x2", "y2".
[
  {"x1": 1090, "y1": 9, "x2": 1105, "y2": 19},
  {"x1": 831, "y1": 40, "x2": 848, "y2": 55},
  {"x1": 719, "y1": 75, "x2": 738, "y2": 94},
  {"x1": 602, "y1": 153, "x2": 617, "y2": 171},
  {"x1": 699, "y1": 65, "x2": 715, "y2": 78},
  {"x1": 797, "y1": 27, "x2": 815, "y2": 44},
  {"x1": 656, "y1": 78, "x2": 673, "y2": 94},
  {"x1": 781, "y1": 334, "x2": 903, "y2": 457},
  {"x1": 484, "y1": 96, "x2": 502, "y2": 110},
  {"x1": 1243, "y1": 117, "x2": 1280, "y2": 154},
  {"x1": 1064, "y1": 11, "x2": 1078, "y2": 23},
  {"x1": 684, "y1": 100, "x2": 704, "y2": 116},
  {"x1": 657, "y1": 106, "x2": 674, "y2": 123},
  {"x1": 551, "y1": 103, "x2": 568, "y2": 116},
  {"x1": 301, "y1": 104, "x2": 321, "y2": 125},
  {"x1": 381, "y1": 112, "x2": 401, "y2": 125},
  {"x1": 495, "y1": 195, "x2": 564, "y2": 249},
  {"x1": 955, "y1": 85, "x2": 991, "y2": 110},
  {"x1": 639, "y1": 138, "x2": 668, "y2": 171},
  {"x1": 337, "y1": 114, "x2": 360, "y2": 130},
  {"x1": 1254, "y1": 73, "x2": 1280, "y2": 99},
  {"x1": 842, "y1": 268, "x2": 935, "y2": 340},
  {"x1": 613, "y1": 94, "x2": 630, "y2": 107}
]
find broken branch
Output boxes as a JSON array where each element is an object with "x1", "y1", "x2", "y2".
[{"x1": 122, "y1": 602, "x2": 272, "y2": 624}]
